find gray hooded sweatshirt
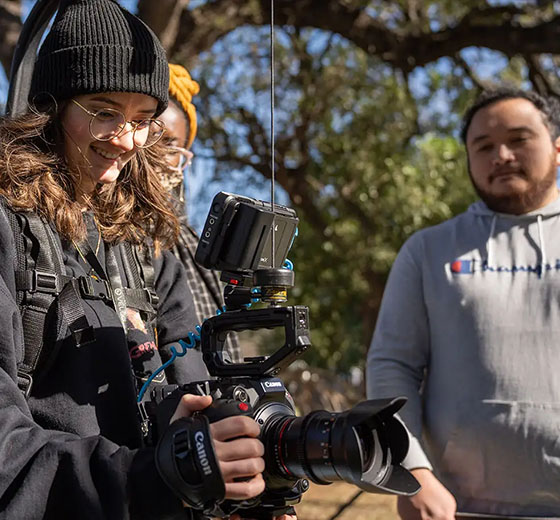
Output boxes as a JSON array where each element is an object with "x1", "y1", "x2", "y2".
[{"x1": 367, "y1": 197, "x2": 560, "y2": 517}]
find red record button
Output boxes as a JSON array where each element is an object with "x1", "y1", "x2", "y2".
[{"x1": 238, "y1": 402, "x2": 250, "y2": 412}]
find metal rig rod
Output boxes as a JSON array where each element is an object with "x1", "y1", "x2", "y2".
[{"x1": 270, "y1": 0, "x2": 276, "y2": 268}]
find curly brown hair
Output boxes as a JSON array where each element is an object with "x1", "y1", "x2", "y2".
[{"x1": 0, "y1": 104, "x2": 180, "y2": 253}]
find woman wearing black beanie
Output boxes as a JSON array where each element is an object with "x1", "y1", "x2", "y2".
[{"x1": 0, "y1": 1, "x2": 268, "y2": 518}]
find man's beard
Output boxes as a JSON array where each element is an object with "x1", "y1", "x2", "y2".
[{"x1": 468, "y1": 158, "x2": 558, "y2": 215}]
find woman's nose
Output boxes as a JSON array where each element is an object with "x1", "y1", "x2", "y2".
[{"x1": 110, "y1": 123, "x2": 136, "y2": 151}]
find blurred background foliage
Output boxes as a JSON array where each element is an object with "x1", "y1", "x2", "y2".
[
  {"x1": 192, "y1": 26, "x2": 477, "y2": 372},
  {"x1": 1, "y1": 0, "x2": 559, "y2": 381}
]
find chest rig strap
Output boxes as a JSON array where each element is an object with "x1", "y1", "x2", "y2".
[
  {"x1": 6, "y1": 210, "x2": 94, "y2": 397},
  {"x1": 122, "y1": 242, "x2": 159, "y2": 321},
  {"x1": 2, "y1": 201, "x2": 161, "y2": 398}
]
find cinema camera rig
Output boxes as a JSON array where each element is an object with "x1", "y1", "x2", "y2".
[{"x1": 140, "y1": 192, "x2": 420, "y2": 519}]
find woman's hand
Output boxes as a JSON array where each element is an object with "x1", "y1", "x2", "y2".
[{"x1": 171, "y1": 394, "x2": 265, "y2": 500}]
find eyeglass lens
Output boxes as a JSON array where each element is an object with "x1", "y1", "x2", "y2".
[{"x1": 89, "y1": 109, "x2": 165, "y2": 148}]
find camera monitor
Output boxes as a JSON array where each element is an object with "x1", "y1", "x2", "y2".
[{"x1": 195, "y1": 192, "x2": 298, "y2": 274}]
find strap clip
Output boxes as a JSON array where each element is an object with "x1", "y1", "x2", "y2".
[
  {"x1": 78, "y1": 276, "x2": 111, "y2": 301},
  {"x1": 31, "y1": 271, "x2": 60, "y2": 294},
  {"x1": 146, "y1": 289, "x2": 159, "y2": 307},
  {"x1": 17, "y1": 371, "x2": 33, "y2": 399}
]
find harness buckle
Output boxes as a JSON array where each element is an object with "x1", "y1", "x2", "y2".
[
  {"x1": 146, "y1": 289, "x2": 159, "y2": 307},
  {"x1": 78, "y1": 276, "x2": 111, "y2": 301},
  {"x1": 31, "y1": 271, "x2": 60, "y2": 294},
  {"x1": 17, "y1": 372, "x2": 34, "y2": 399}
]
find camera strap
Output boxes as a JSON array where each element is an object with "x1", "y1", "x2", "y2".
[{"x1": 155, "y1": 415, "x2": 226, "y2": 516}]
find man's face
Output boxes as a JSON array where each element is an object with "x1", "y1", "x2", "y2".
[{"x1": 465, "y1": 97, "x2": 560, "y2": 214}]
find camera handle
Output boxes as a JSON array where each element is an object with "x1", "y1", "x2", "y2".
[
  {"x1": 202, "y1": 399, "x2": 301, "y2": 520},
  {"x1": 200, "y1": 305, "x2": 311, "y2": 378}
]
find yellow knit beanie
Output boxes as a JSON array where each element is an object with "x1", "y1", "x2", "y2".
[{"x1": 168, "y1": 63, "x2": 200, "y2": 150}]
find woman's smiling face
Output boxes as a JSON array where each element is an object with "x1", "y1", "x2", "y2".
[{"x1": 60, "y1": 92, "x2": 159, "y2": 195}]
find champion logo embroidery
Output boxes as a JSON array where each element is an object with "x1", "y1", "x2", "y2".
[{"x1": 450, "y1": 259, "x2": 560, "y2": 277}]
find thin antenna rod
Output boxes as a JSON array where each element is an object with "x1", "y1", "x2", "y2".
[{"x1": 270, "y1": 0, "x2": 276, "y2": 269}]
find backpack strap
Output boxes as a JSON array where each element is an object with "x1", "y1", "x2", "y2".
[
  {"x1": 121, "y1": 242, "x2": 159, "y2": 320},
  {"x1": 1, "y1": 201, "x2": 158, "y2": 397},
  {"x1": 7, "y1": 210, "x2": 94, "y2": 396}
]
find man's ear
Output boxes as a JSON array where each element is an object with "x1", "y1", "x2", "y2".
[{"x1": 555, "y1": 136, "x2": 560, "y2": 166}]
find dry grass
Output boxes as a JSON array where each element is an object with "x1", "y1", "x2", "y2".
[{"x1": 295, "y1": 482, "x2": 399, "y2": 520}]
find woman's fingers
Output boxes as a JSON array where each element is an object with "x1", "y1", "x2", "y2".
[
  {"x1": 224, "y1": 473, "x2": 266, "y2": 500},
  {"x1": 210, "y1": 415, "x2": 260, "y2": 441},
  {"x1": 164, "y1": 411, "x2": 266, "y2": 501},
  {"x1": 170, "y1": 394, "x2": 212, "y2": 423},
  {"x1": 213, "y1": 436, "x2": 264, "y2": 462},
  {"x1": 219, "y1": 456, "x2": 265, "y2": 481},
  {"x1": 210, "y1": 417, "x2": 265, "y2": 500}
]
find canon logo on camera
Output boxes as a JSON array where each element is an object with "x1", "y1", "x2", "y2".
[
  {"x1": 262, "y1": 380, "x2": 283, "y2": 391},
  {"x1": 194, "y1": 431, "x2": 213, "y2": 476}
]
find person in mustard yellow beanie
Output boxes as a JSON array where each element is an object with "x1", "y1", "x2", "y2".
[{"x1": 159, "y1": 63, "x2": 241, "y2": 362}]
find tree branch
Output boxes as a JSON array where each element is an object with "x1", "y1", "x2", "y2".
[
  {"x1": 166, "y1": 0, "x2": 560, "y2": 72},
  {"x1": 137, "y1": 0, "x2": 189, "y2": 52},
  {"x1": 524, "y1": 54, "x2": 560, "y2": 98},
  {"x1": 454, "y1": 52, "x2": 490, "y2": 92}
]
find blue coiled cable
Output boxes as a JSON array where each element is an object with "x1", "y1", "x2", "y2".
[{"x1": 137, "y1": 326, "x2": 201, "y2": 402}]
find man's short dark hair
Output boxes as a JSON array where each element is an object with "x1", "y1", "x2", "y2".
[{"x1": 461, "y1": 87, "x2": 560, "y2": 143}]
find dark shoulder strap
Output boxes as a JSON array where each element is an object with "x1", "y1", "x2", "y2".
[
  {"x1": 6, "y1": 209, "x2": 93, "y2": 396},
  {"x1": 121, "y1": 241, "x2": 143, "y2": 288},
  {"x1": 2, "y1": 206, "x2": 26, "y2": 301},
  {"x1": 133, "y1": 243, "x2": 158, "y2": 301},
  {"x1": 120, "y1": 242, "x2": 159, "y2": 315}
]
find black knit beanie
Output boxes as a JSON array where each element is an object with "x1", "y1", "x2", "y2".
[{"x1": 30, "y1": 0, "x2": 169, "y2": 115}]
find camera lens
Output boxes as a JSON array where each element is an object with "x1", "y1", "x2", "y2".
[
  {"x1": 256, "y1": 405, "x2": 389, "y2": 490},
  {"x1": 251, "y1": 397, "x2": 419, "y2": 498}
]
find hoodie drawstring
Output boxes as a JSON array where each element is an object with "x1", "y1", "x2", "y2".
[
  {"x1": 487, "y1": 215, "x2": 497, "y2": 268},
  {"x1": 537, "y1": 214, "x2": 547, "y2": 277}
]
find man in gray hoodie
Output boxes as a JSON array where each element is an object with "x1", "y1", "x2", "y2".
[{"x1": 367, "y1": 87, "x2": 560, "y2": 519}]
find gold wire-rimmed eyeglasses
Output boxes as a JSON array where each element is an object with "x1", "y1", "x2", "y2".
[{"x1": 72, "y1": 99, "x2": 166, "y2": 149}]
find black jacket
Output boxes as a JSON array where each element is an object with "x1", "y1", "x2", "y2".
[{"x1": 0, "y1": 207, "x2": 209, "y2": 519}]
